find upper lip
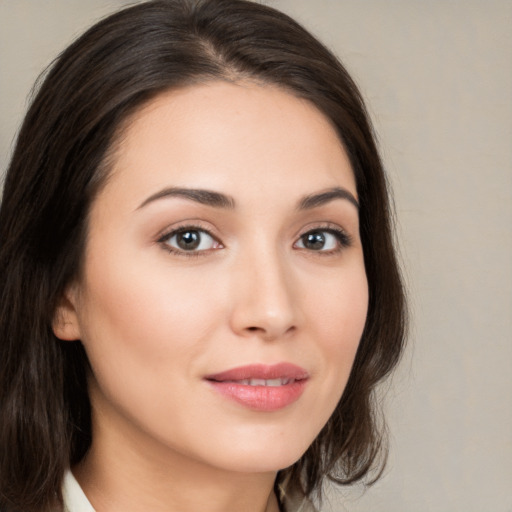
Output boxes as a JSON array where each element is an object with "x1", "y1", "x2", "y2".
[{"x1": 205, "y1": 363, "x2": 309, "y2": 382}]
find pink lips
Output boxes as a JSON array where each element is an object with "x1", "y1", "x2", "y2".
[{"x1": 205, "y1": 363, "x2": 309, "y2": 412}]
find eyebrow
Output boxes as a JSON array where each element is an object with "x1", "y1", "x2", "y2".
[
  {"x1": 137, "y1": 187, "x2": 236, "y2": 210},
  {"x1": 137, "y1": 185, "x2": 358, "y2": 211},
  {"x1": 297, "y1": 187, "x2": 359, "y2": 210}
]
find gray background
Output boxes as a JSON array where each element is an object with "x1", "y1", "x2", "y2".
[{"x1": 1, "y1": 1, "x2": 511, "y2": 511}]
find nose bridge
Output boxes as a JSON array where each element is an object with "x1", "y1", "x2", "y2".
[{"x1": 230, "y1": 239, "x2": 298, "y2": 340}]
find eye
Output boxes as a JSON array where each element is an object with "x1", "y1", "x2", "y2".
[
  {"x1": 294, "y1": 228, "x2": 350, "y2": 252},
  {"x1": 160, "y1": 227, "x2": 222, "y2": 254}
]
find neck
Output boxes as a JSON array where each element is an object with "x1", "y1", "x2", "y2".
[
  {"x1": 74, "y1": 391, "x2": 281, "y2": 512},
  {"x1": 74, "y1": 452, "x2": 280, "y2": 512}
]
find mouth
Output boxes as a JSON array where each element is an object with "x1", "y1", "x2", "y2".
[
  {"x1": 204, "y1": 363, "x2": 309, "y2": 412},
  {"x1": 212, "y1": 377, "x2": 297, "y2": 386}
]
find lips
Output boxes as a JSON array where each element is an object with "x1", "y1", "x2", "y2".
[{"x1": 205, "y1": 363, "x2": 309, "y2": 411}]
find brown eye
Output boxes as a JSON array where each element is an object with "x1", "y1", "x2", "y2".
[
  {"x1": 163, "y1": 228, "x2": 220, "y2": 252},
  {"x1": 301, "y1": 231, "x2": 327, "y2": 250},
  {"x1": 176, "y1": 230, "x2": 201, "y2": 250},
  {"x1": 295, "y1": 228, "x2": 350, "y2": 252}
]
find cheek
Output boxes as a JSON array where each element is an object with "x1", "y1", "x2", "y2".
[
  {"x1": 76, "y1": 246, "x2": 225, "y2": 380},
  {"x1": 309, "y1": 265, "x2": 368, "y2": 343},
  {"x1": 74, "y1": 249, "x2": 230, "y2": 444},
  {"x1": 304, "y1": 265, "x2": 368, "y2": 389}
]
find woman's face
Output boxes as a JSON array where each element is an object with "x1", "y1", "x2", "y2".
[{"x1": 57, "y1": 82, "x2": 368, "y2": 474}]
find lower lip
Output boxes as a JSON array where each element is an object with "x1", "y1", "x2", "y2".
[{"x1": 206, "y1": 380, "x2": 307, "y2": 411}]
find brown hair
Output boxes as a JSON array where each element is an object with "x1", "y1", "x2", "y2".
[{"x1": 0, "y1": 1, "x2": 406, "y2": 510}]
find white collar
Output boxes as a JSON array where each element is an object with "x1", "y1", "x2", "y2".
[{"x1": 62, "y1": 470, "x2": 95, "y2": 512}]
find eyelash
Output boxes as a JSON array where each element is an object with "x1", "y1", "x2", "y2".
[{"x1": 157, "y1": 224, "x2": 352, "y2": 258}]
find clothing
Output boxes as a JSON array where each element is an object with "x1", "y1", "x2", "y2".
[
  {"x1": 62, "y1": 471, "x2": 95, "y2": 512},
  {"x1": 62, "y1": 470, "x2": 318, "y2": 512}
]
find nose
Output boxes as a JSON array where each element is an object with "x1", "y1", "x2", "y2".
[{"x1": 229, "y1": 247, "x2": 299, "y2": 341}]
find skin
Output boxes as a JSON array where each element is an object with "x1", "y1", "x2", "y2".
[{"x1": 54, "y1": 81, "x2": 368, "y2": 512}]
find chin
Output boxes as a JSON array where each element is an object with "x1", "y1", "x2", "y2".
[
  {"x1": 214, "y1": 451, "x2": 304, "y2": 474},
  {"x1": 195, "y1": 428, "x2": 316, "y2": 474}
]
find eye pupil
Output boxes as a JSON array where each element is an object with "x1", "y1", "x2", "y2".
[
  {"x1": 177, "y1": 231, "x2": 200, "y2": 250},
  {"x1": 303, "y1": 231, "x2": 325, "y2": 250}
]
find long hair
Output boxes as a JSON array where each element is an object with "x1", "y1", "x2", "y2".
[{"x1": 0, "y1": 1, "x2": 406, "y2": 510}]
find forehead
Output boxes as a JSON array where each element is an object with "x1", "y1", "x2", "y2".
[{"x1": 101, "y1": 81, "x2": 356, "y2": 208}]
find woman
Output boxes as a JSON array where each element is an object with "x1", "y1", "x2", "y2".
[{"x1": 0, "y1": 1, "x2": 406, "y2": 511}]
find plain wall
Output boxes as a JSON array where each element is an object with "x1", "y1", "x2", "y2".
[{"x1": 1, "y1": 1, "x2": 511, "y2": 511}]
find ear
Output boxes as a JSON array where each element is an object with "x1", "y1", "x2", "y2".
[{"x1": 52, "y1": 285, "x2": 82, "y2": 341}]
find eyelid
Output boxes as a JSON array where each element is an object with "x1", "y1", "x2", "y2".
[{"x1": 155, "y1": 218, "x2": 218, "y2": 241}]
